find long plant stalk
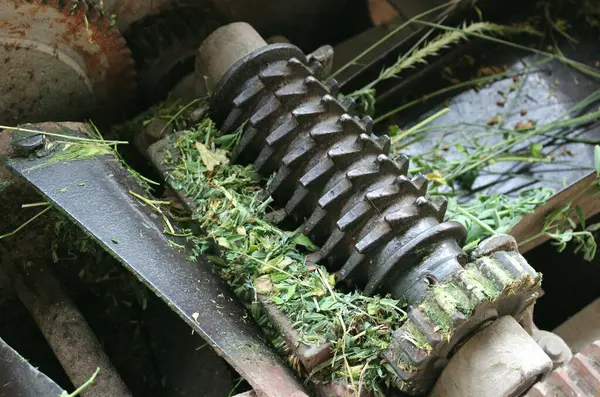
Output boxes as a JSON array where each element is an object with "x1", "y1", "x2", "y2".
[
  {"x1": 354, "y1": 22, "x2": 542, "y2": 99},
  {"x1": 331, "y1": 1, "x2": 457, "y2": 79},
  {"x1": 446, "y1": 110, "x2": 600, "y2": 182},
  {"x1": 374, "y1": 57, "x2": 553, "y2": 123},
  {"x1": 413, "y1": 19, "x2": 600, "y2": 79}
]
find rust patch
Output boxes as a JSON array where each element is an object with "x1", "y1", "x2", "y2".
[{"x1": 2, "y1": 0, "x2": 137, "y2": 123}]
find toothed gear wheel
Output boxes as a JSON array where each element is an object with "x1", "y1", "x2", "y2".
[
  {"x1": 211, "y1": 43, "x2": 467, "y2": 306},
  {"x1": 209, "y1": 43, "x2": 545, "y2": 396},
  {"x1": 384, "y1": 250, "x2": 542, "y2": 395},
  {"x1": 125, "y1": 7, "x2": 221, "y2": 106},
  {"x1": 0, "y1": 0, "x2": 137, "y2": 124}
]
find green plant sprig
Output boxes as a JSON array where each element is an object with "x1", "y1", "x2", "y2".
[{"x1": 517, "y1": 146, "x2": 600, "y2": 261}]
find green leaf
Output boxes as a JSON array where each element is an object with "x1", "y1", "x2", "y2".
[
  {"x1": 587, "y1": 222, "x2": 600, "y2": 232},
  {"x1": 206, "y1": 255, "x2": 226, "y2": 266},
  {"x1": 217, "y1": 237, "x2": 231, "y2": 249},
  {"x1": 195, "y1": 142, "x2": 228, "y2": 172},
  {"x1": 530, "y1": 142, "x2": 543, "y2": 158},
  {"x1": 595, "y1": 145, "x2": 600, "y2": 175},
  {"x1": 293, "y1": 234, "x2": 319, "y2": 251},
  {"x1": 576, "y1": 205, "x2": 586, "y2": 229}
]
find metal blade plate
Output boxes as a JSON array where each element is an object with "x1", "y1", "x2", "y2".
[
  {"x1": 6, "y1": 153, "x2": 306, "y2": 397},
  {"x1": 0, "y1": 337, "x2": 66, "y2": 397}
]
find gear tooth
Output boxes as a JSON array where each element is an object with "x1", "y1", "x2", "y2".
[
  {"x1": 377, "y1": 154, "x2": 404, "y2": 173},
  {"x1": 339, "y1": 114, "x2": 367, "y2": 136},
  {"x1": 474, "y1": 256, "x2": 511, "y2": 291},
  {"x1": 304, "y1": 76, "x2": 330, "y2": 95},
  {"x1": 377, "y1": 134, "x2": 392, "y2": 153},
  {"x1": 355, "y1": 223, "x2": 392, "y2": 254},
  {"x1": 281, "y1": 140, "x2": 315, "y2": 167},
  {"x1": 490, "y1": 252, "x2": 531, "y2": 280},
  {"x1": 327, "y1": 145, "x2": 362, "y2": 167},
  {"x1": 346, "y1": 163, "x2": 379, "y2": 184},
  {"x1": 310, "y1": 121, "x2": 344, "y2": 143},
  {"x1": 361, "y1": 116, "x2": 374, "y2": 134},
  {"x1": 222, "y1": 108, "x2": 244, "y2": 133},
  {"x1": 308, "y1": 58, "x2": 325, "y2": 78},
  {"x1": 304, "y1": 207, "x2": 328, "y2": 235},
  {"x1": 292, "y1": 100, "x2": 326, "y2": 120},
  {"x1": 454, "y1": 271, "x2": 487, "y2": 302},
  {"x1": 341, "y1": 96, "x2": 356, "y2": 113},
  {"x1": 268, "y1": 165, "x2": 293, "y2": 196},
  {"x1": 325, "y1": 78, "x2": 340, "y2": 96},
  {"x1": 317, "y1": 178, "x2": 353, "y2": 209},
  {"x1": 285, "y1": 185, "x2": 309, "y2": 215},
  {"x1": 288, "y1": 57, "x2": 313, "y2": 75},
  {"x1": 259, "y1": 63, "x2": 292, "y2": 85},
  {"x1": 231, "y1": 125, "x2": 259, "y2": 159},
  {"x1": 360, "y1": 133, "x2": 387, "y2": 152},
  {"x1": 274, "y1": 80, "x2": 308, "y2": 102},
  {"x1": 393, "y1": 324, "x2": 432, "y2": 367},
  {"x1": 250, "y1": 96, "x2": 280, "y2": 128},
  {"x1": 395, "y1": 174, "x2": 427, "y2": 196},
  {"x1": 365, "y1": 185, "x2": 401, "y2": 207},
  {"x1": 321, "y1": 94, "x2": 346, "y2": 113},
  {"x1": 318, "y1": 228, "x2": 346, "y2": 260},
  {"x1": 253, "y1": 145, "x2": 276, "y2": 172},
  {"x1": 265, "y1": 114, "x2": 299, "y2": 147},
  {"x1": 411, "y1": 174, "x2": 429, "y2": 194},
  {"x1": 234, "y1": 79, "x2": 266, "y2": 108},
  {"x1": 337, "y1": 201, "x2": 372, "y2": 232},
  {"x1": 337, "y1": 251, "x2": 365, "y2": 283},
  {"x1": 385, "y1": 209, "x2": 418, "y2": 226},
  {"x1": 430, "y1": 196, "x2": 448, "y2": 221},
  {"x1": 493, "y1": 251, "x2": 538, "y2": 279},
  {"x1": 407, "y1": 309, "x2": 442, "y2": 348},
  {"x1": 395, "y1": 154, "x2": 410, "y2": 175},
  {"x1": 416, "y1": 197, "x2": 440, "y2": 219},
  {"x1": 299, "y1": 158, "x2": 335, "y2": 187}
]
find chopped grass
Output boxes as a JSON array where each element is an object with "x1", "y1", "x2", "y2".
[
  {"x1": 163, "y1": 117, "x2": 407, "y2": 395},
  {"x1": 26, "y1": 142, "x2": 114, "y2": 171}
]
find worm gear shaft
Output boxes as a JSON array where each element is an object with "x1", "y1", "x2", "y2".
[
  {"x1": 209, "y1": 40, "x2": 468, "y2": 308},
  {"x1": 201, "y1": 23, "x2": 543, "y2": 395}
]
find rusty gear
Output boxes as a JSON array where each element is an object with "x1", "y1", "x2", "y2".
[
  {"x1": 125, "y1": 7, "x2": 221, "y2": 106},
  {"x1": 0, "y1": 0, "x2": 136, "y2": 124}
]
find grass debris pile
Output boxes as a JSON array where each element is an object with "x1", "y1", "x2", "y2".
[{"x1": 164, "y1": 118, "x2": 407, "y2": 395}]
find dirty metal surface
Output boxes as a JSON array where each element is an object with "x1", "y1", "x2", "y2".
[
  {"x1": 527, "y1": 340, "x2": 600, "y2": 397},
  {"x1": 0, "y1": 0, "x2": 136, "y2": 124},
  {"x1": 395, "y1": 51, "x2": 600, "y2": 199},
  {"x1": 6, "y1": 152, "x2": 307, "y2": 397},
  {"x1": 0, "y1": 337, "x2": 66, "y2": 397}
]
